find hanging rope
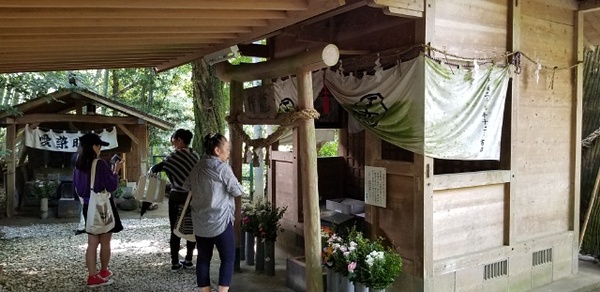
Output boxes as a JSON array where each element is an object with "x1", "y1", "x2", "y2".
[
  {"x1": 226, "y1": 108, "x2": 320, "y2": 150},
  {"x1": 583, "y1": 127, "x2": 600, "y2": 148}
]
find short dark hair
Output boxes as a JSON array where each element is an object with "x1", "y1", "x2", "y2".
[
  {"x1": 172, "y1": 129, "x2": 193, "y2": 145},
  {"x1": 203, "y1": 133, "x2": 226, "y2": 156}
]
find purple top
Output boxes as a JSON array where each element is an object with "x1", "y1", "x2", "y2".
[{"x1": 73, "y1": 159, "x2": 119, "y2": 204}]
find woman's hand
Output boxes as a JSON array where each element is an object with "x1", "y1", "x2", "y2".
[{"x1": 113, "y1": 160, "x2": 125, "y2": 174}]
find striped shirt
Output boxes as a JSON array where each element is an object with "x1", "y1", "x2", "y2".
[{"x1": 161, "y1": 148, "x2": 199, "y2": 192}]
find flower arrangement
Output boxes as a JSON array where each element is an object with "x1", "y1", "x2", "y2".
[
  {"x1": 322, "y1": 227, "x2": 403, "y2": 289},
  {"x1": 241, "y1": 200, "x2": 260, "y2": 235},
  {"x1": 242, "y1": 197, "x2": 288, "y2": 241},
  {"x1": 357, "y1": 239, "x2": 403, "y2": 289},
  {"x1": 31, "y1": 179, "x2": 60, "y2": 199},
  {"x1": 322, "y1": 227, "x2": 364, "y2": 279}
]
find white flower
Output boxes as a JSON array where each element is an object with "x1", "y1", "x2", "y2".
[
  {"x1": 365, "y1": 255, "x2": 375, "y2": 267},
  {"x1": 343, "y1": 251, "x2": 350, "y2": 257}
]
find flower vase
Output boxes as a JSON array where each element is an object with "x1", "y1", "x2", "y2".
[
  {"x1": 240, "y1": 229, "x2": 245, "y2": 261},
  {"x1": 255, "y1": 239, "x2": 265, "y2": 271},
  {"x1": 264, "y1": 240, "x2": 275, "y2": 276},
  {"x1": 354, "y1": 282, "x2": 368, "y2": 292},
  {"x1": 340, "y1": 275, "x2": 354, "y2": 292},
  {"x1": 326, "y1": 269, "x2": 341, "y2": 292},
  {"x1": 40, "y1": 198, "x2": 48, "y2": 219},
  {"x1": 245, "y1": 232, "x2": 254, "y2": 265}
]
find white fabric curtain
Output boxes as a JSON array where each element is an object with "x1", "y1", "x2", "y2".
[
  {"x1": 272, "y1": 55, "x2": 511, "y2": 160},
  {"x1": 25, "y1": 125, "x2": 119, "y2": 153}
]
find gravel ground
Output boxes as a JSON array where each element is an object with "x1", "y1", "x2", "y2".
[{"x1": 0, "y1": 217, "x2": 292, "y2": 292}]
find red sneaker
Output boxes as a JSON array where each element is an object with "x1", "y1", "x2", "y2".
[
  {"x1": 99, "y1": 269, "x2": 113, "y2": 279},
  {"x1": 87, "y1": 274, "x2": 114, "y2": 288}
]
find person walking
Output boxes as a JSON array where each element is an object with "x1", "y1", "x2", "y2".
[
  {"x1": 73, "y1": 133, "x2": 124, "y2": 287},
  {"x1": 182, "y1": 133, "x2": 244, "y2": 292},
  {"x1": 151, "y1": 128, "x2": 199, "y2": 272}
]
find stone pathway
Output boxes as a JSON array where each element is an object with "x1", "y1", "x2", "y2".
[{"x1": 0, "y1": 217, "x2": 292, "y2": 292}]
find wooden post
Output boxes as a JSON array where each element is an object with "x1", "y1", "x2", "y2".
[
  {"x1": 230, "y1": 80, "x2": 244, "y2": 271},
  {"x1": 296, "y1": 69, "x2": 323, "y2": 292},
  {"x1": 215, "y1": 43, "x2": 339, "y2": 289},
  {"x1": 574, "y1": 11, "x2": 585, "y2": 270},
  {"x1": 5, "y1": 124, "x2": 15, "y2": 217}
]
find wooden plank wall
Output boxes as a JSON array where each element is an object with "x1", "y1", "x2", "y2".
[
  {"x1": 270, "y1": 150, "x2": 304, "y2": 259},
  {"x1": 434, "y1": 0, "x2": 508, "y2": 59},
  {"x1": 432, "y1": 183, "x2": 506, "y2": 260},
  {"x1": 515, "y1": 0, "x2": 576, "y2": 241},
  {"x1": 427, "y1": 0, "x2": 578, "y2": 290}
]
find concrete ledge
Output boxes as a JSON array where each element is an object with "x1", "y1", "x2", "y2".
[
  {"x1": 286, "y1": 257, "x2": 326, "y2": 292},
  {"x1": 531, "y1": 260, "x2": 600, "y2": 292}
]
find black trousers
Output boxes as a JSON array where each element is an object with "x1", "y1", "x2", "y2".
[{"x1": 168, "y1": 197, "x2": 196, "y2": 265}]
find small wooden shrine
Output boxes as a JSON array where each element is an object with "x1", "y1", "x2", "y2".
[{"x1": 0, "y1": 88, "x2": 173, "y2": 217}]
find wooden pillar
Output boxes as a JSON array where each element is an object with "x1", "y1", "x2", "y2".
[
  {"x1": 572, "y1": 9, "x2": 584, "y2": 274},
  {"x1": 364, "y1": 130, "x2": 380, "y2": 239},
  {"x1": 5, "y1": 124, "x2": 16, "y2": 217},
  {"x1": 128, "y1": 124, "x2": 147, "y2": 182},
  {"x1": 230, "y1": 80, "x2": 244, "y2": 271},
  {"x1": 216, "y1": 44, "x2": 339, "y2": 287},
  {"x1": 296, "y1": 69, "x2": 323, "y2": 292}
]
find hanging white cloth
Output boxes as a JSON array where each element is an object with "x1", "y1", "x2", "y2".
[
  {"x1": 272, "y1": 55, "x2": 511, "y2": 160},
  {"x1": 25, "y1": 125, "x2": 119, "y2": 153}
]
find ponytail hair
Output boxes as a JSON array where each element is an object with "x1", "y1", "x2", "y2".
[{"x1": 203, "y1": 133, "x2": 226, "y2": 156}]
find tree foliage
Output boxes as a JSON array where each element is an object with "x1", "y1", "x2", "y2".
[{"x1": 0, "y1": 67, "x2": 195, "y2": 159}]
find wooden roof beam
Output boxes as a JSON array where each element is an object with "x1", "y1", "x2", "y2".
[
  {"x1": 1, "y1": 33, "x2": 241, "y2": 42},
  {"x1": 155, "y1": 0, "x2": 344, "y2": 72},
  {"x1": 0, "y1": 26, "x2": 254, "y2": 35},
  {"x1": 0, "y1": 8, "x2": 288, "y2": 19},
  {"x1": 1, "y1": 39, "x2": 226, "y2": 48},
  {"x1": 12, "y1": 114, "x2": 141, "y2": 125},
  {"x1": 0, "y1": 18, "x2": 270, "y2": 27},
  {"x1": 0, "y1": 0, "x2": 309, "y2": 11}
]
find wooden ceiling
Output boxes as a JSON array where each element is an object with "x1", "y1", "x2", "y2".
[
  {"x1": 4, "y1": 1, "x2": 600, "y2": 74},
  {"x1": 0, "y1": 0, "x2": 344, "y2": 74}
]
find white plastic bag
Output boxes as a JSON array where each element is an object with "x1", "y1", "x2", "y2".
[{"x1": 135, "y1": 174, "x2": 167, "y2": 203}]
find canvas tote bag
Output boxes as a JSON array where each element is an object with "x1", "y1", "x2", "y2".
[
  {"x1": 135, "y1": 173, "x2": 168, "y2": 203},
  {"x1": 173, "y1": 192, "x2": 195, "y2": 242},
  {"x1": 85, "y1": 159, "x2": 116, "y2": 235}
]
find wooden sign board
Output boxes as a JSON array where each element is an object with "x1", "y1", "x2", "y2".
[
  {"x1": 365, "y1": 165, "x2": 386, "y2": 207},
  {"x1": 243, "y1": 84, "x2": 278, "y2": 119}
]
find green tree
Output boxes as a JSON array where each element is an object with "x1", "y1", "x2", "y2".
[{"x1": 190, "y1": 59, "x2": 228, "y2": 154}]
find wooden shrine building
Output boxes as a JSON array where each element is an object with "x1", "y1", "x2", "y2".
[
  {"x1": 3, "y1": 0, "x2": 600, "y2": 291},
  {"x1": 0, "y1": 88, "x2": 173, "y2": 217}
]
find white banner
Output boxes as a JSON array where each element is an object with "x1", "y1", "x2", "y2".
[
  {"x1": 25, "y1": 125, "x2": 118, "y2": 153},
  {"x1": 272, "y1": 55, "x2": 511, "y2": 160}
]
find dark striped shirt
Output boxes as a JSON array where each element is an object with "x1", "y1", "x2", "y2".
[{"x1": 162, "y1": 148, "x2": 199, "y2": 192}]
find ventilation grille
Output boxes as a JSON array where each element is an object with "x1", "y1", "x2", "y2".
[
  {"x1": 484, "y1": 259, "x2": 508, "y2": 280},
  {"x1": 532, "y1": 248, "x2": 553, "y2": 266}
]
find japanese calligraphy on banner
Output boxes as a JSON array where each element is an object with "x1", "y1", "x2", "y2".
[
  {"x1": 365, "y1": 166, "x2": 386, "y2": 208},
  {"x1": 25, "y1": 125, "x2": 118, "y2": 153}
]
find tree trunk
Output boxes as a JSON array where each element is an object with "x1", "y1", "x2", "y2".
[{"x1": 191, "y1": 59, "x2": 227, "y2": 153}]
